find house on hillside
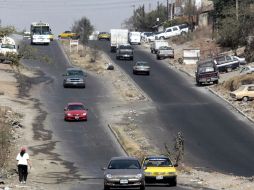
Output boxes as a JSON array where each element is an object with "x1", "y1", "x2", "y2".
[{"x1": 198, "y1": 0, "x2": 214, "y2": 27}]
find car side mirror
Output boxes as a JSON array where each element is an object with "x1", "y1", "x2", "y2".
[
  {"x1": 64, "y1": 108, "x2": 67, "y2": 111},
  {"x1": 143, "y1": 166, "x2": 147, "y2": 170},
  {"x1": 85, "y1": 108, "x2": 88, "y2": 111},
  {"x1": 101, "y1": 167, "x2": 107, "y2": 171}
]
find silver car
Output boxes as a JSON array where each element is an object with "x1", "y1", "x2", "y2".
[
  {"x1": 63, "y1": 68, "x2": 86, "y2": 88},
  {"x1": 103, "y1": 157, "x2": 145, "y2": 190},
  {"x1": 133, "y1": 61, "x2": 150, "y2": 75}
]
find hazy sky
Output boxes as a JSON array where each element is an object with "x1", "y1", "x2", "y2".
[{"x1": 0, "y1": 0, "x2": 159, "y2": 35}]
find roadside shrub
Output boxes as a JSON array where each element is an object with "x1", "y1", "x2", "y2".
[
  {"x1": 0, "y1": 108, "x2": 12, "y2": 168},
  {"x1": 223, "y1": 74, "x2": 254, "y2": 91}
]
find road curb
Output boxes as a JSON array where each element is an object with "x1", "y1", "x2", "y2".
[
  {"x1": 102, "y1": 53, "x2": 151, "y2": 102},
  {"x1": 56, "y1": 40, "x2": 72, "y2": 66},
  {"x1": 168, "y1": 62, "x2": 254, "y2": 123},
  {"x1": 107, "y1": 124, "x2": 129, "y2": 156}
]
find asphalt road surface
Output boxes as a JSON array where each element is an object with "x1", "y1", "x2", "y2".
[
  {"x1": 22, "y1": 40, "x2": 188, "y2": 190},
  {"x1": 91, "y1": 40, "x2": 254, "y2": 177}
]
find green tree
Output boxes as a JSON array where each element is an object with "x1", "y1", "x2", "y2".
[
  {"x1": 72, "y1": 17, "x2": 94, "y2": 45},
  {"x1": 0, "y1": 26, "x2": 15, "y2": 38}
]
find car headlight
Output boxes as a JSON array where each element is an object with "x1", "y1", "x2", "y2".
[
  {"x1": 106, "y1": 174, "x2": 112, "y2": 179},
  {"x1": 67, "y1": 113, "x2": 72, "y2": 116},
  {"x1": 144, "y1": 172, "x2": 152, "y2": 175},
  {"x1": 136, "y1": 174, "x2": 142, "y2": 178},
  {"x1": 82, "y1": 113, "x2": 87, "y2": 116}
]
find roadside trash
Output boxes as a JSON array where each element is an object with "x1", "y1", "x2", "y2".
[{"x1": 105, "y1": 63, "x2": 114, "y2": 70}]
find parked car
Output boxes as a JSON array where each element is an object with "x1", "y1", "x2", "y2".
[
  {"x1": 116, "y1": 44, "x2": 133, "y2": 60},
  {"x1": 63, "y1": 68, "x2": 86, "y2": 88},
  {"x1": 133, "y1": 61, "x2": 150, "y2": 75},
  {"x1": 157, "y1": 46, "x2": 174, "y2": 59},
  {"x1": 150, "y1": 40, "x2": 169, "y2": 54},
  {"x1": 141, "y1": 32, "x2": 153, "y2": 41},
  {"x1": 142, "y1": 155, "x2": 178, "y2": 186},
  {"x1": 214, "y1": 55, "x2": 240, "y2": 72},
  {"x1": 145, "y1": 32, "x2": 160, "y2": 42},
  {"x1": 155, "y1": 26, "x2": 183, "y2": 40},
  {"x1": 58, "y1": 31, "x2": 80, "y2": 39},
  {"x1": 177, "y1": 23, "x2": 189, "y2": 34},
  {"x1": 98, "y1": 32, "x2": 110, "y2": 41},
  {"x1": 103, "y1": 156, "x2": 145, "y2": 190},
  {"x1": 239, "y1": 65, "x2": 254, "y2": 75},
  {"x1": 229, "y1": 84, "x2": 254, "y2": 101},
  {"x1": 64, "y1": 102, "x2": 88, "y2": 121},
  {"x1": 195, "y1": 59, "x2": 219, "y2": 86},
  {"x1": 233, "y1": 56, "x2": 247, "y2": 65}
]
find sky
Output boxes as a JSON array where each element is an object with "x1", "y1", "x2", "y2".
[{"x1": 0, "y1": 0, "x2": 160, "y2": 35}]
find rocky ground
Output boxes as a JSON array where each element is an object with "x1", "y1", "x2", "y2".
[{"x1": 0, "y1": 37, "x2": 254, "y2": 190}]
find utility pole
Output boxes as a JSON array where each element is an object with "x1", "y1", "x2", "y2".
[
  {"x1": 167, "y1": 0, "x2": 169, "y2": 20},
  {"x1": 131, "y1": 5, "x2": 136, "y2": 30},
  {"x1": 236, "y1": 0, "x2": 239, "y2": 20}
]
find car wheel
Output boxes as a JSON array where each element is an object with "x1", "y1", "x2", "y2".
[
  {"x1": 169, "y1": 178, "x2": 177, "y2": 187},
  {"x1": 197, "y1": 81, "x2": 202, "y2": 86},
  {"x1": 140, "y1": 184, "x2": 145, "y2": 190},
  {"x1": 133, "y1": 70, "x2": 136, "y2": 75},
  {"x1": 242, "y1": 96, "x2": 249, "y2": 102},
  {"x1": 214, "y1": 80, "x2": 219, "y2": 84},
  {"x1": 104, "y1": 185, "x2": 110, "y2": 190},
  {"x1": 63, "y1": 84, "x2": 67, "y2": 88},
  {"x1": 157, "y1": 56, "x2": 160, "y2": 60},
  {"x1": 147, "y1": 71, "x2": 150, "y2": 75}
]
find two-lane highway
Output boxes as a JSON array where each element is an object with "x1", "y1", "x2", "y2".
[
  {"x1": 22, "y1": 40, "x2": 188, "y2": 190},
  {"x1": 92, "y1": 40, "x2": 254, "y2": 177}
]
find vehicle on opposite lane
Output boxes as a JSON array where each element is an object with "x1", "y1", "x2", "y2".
[
  {"x1": 142, "y1": 155, "x2": 177, "y2": 186},
  {"x1": 63, "y1": 68, "x2": 86, "y2": 88},
  {"x1": 103, "y1": 156, "x2": 145, "y2": 190},
  {"x1": 58, "y1": 31, "x2": 80, "y2": 39},
  {"x1": 133, "y1": 61, "x2": 150, "y2": 75},
  {"x1": 64, "y1": 102, "x2": 88, "y2": 121},
  {"x1": 98, "y1": 32, "x2": 111, "y2": 41}
]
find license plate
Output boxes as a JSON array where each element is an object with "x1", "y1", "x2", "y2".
[
  {"x1": 156, "y1": 176, "x2": 163, "y2": 180},
  {"x1": 75, "y1": 116, "x2": 79, "y2": 120},
  {"x1": 120, "y1": 179, "x2": 128, "y2": 184}
]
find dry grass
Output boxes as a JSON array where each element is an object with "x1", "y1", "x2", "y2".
[
  {"x1": 0, "y1": 107, "x2": 13, "y2": 168},
  {"x1": 222, "y1": 74, "x2": 254, "y2": 91}
]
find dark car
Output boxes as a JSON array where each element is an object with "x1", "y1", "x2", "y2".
[
  {"x1": 64, "y1": 102, "x2": 88, "y2": 121},
  {"x1": 63, "y1": 68, "x2": 86, "y2": 88},
  {"x1": 214, "y1": 55, "x2": 240, "y2": 72},
  {"x1": 103, "y1": 157, "x2": 145, "y2": 190},
  {"x1": 195, "y1": 59, "x2": 219, "y2": 86},
  {"x1": 116, "y1": 44, "x2": 134, "y2": 60}
]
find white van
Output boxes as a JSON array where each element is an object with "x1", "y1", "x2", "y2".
[
  {"x1": 0, "y1": 37, "x2": 18, "y2": 55},
  {"x1": 129, "y1": 32, "x2": 141, "y2": 45}
]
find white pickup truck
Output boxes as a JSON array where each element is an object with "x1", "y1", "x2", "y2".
[
  {"x1": 0, "y1": 37, "x2": 18, "y2": 63},
  {"x1": 150, "y1": 40, "x2": 169, "y2": 54},
  {"x1": 155, "y1": 24, "x2": 189, "y2": 40}
]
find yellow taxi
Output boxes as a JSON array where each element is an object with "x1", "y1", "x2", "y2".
[
  {"x1": 58, "y1": 31, "x2": 79, "y2": 39},
  {"x1": 98, "y1": 32, "x2": 110, "y2": 41},
  {"x1": 142, "y1": 155, "x2": 177, "y2": 186}
]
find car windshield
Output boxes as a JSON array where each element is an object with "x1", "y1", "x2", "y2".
[
  {"x1": 143, "y1": 158, "x2": 172, "y2": 167},
  {"x1": 136, "y1": 62, "x2": 148, "y2": 66},
  {"x1": 119, "y1": 45, "x2": 132, "y2": 49},
  {"x1": 108, "y1": 159, "x2": 141, "y2": 169},
  {"x1": 198, "y1": 67, "x2": 215, "y2": 73},
  {"x1": 67, "y1": 70, "x2": 84, "y2": 76},
  {"x1": 1, "y1": 44, "x2": 15, "y2": 49},
  {"x1": 67, "y1": 104, "x2": 85, "y2": 110},
  {"x1": 159, "y1": 46, "x2": 171, "y2": 50}
]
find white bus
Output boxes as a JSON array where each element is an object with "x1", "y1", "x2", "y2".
[{"x1": 30, "y1": 22, "x2": 51, "y2": 45}]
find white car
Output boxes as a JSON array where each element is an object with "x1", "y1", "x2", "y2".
[
  {"x1": 239, "y1": 66, "x2": 254, "y2": 74},
  {"x1": 233, "y1": 56, "x2": 247, "y2": 65}
]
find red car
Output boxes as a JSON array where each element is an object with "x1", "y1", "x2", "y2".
[{"x1": 64, "y1": 102, "x2": 88, "y2": 121}]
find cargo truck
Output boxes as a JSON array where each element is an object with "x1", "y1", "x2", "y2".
[{"x1": 110, "y1": 29, "x2": 129, "y2": 52}]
